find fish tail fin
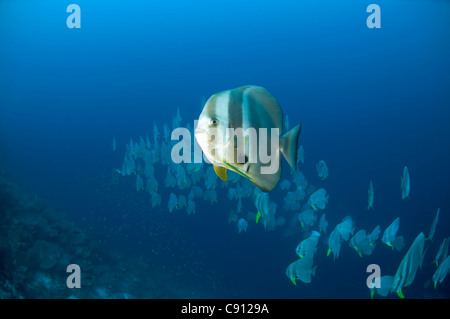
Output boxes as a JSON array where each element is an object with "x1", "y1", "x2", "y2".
[{"x1": 279, "y1": 124, "x2": 302, "y2": 170}]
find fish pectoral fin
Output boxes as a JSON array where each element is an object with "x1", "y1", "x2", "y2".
[
  {"x1": 256, "y1": 212, "x2": 262, "y2": 224},
  {"x1": 213, "y1": 165, "x2": 228, "y2": 182},
  {"x1": 223, "y1": 162, "x2": 249, "y2": 180}
]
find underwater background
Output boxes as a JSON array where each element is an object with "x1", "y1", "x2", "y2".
[{"x1": 0, "y1": 0, "x2": 449, "y2": 298}]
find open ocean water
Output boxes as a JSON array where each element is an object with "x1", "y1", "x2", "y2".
[{"x1": 0, "y1": 0, "x2": 449, "y2": 300}]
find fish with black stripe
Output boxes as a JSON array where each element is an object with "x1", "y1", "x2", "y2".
[{"x1": 195, "y1": 85, "x2": 301, "y2": 192}]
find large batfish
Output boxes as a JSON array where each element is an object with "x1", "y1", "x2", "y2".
[{"x1": 195, "y1": 85, "x2": 301, "y2": 192}]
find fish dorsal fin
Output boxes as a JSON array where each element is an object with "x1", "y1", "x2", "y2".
[{"x1": 214, "y1": 165, "x2": 228, "y2": 182}]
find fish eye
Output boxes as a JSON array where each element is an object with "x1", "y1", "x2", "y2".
[{"x1": 209, "y1": 118, "x2": 218, "y2": 127}]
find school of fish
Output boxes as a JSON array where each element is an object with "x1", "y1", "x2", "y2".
[{"x1": 115, "y1": 86, "x2": 448, "y2": 298}]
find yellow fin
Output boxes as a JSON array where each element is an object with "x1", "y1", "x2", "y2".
[
  {"x1": 397, "y1": 288, "x2": 405, "y2": 299},
  {"x1": 223, "y1": 162, "x2": 250, "y2": 180},
  {"x1": 290, "y1": 277, "x2": 296, "y2": 285},
  {"x1": 256, "y1": 212, "x2": 262, "y2": 224},
  {"x1": 213, "y1": 165, "x2": 228, "y2": 182}
]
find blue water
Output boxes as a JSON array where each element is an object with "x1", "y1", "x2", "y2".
[{"x1": 1, "y1": 0, "x2": 449, "y2": 298}]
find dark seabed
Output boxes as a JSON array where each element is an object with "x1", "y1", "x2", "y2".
[{"x1": 0, "y1": 0, "x2": 449, "y2": 299}]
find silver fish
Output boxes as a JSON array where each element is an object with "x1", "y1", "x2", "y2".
[
  {"x1": 367, "y1": 179, "x2": 374, "y2": 210},
  {"x1": 401, "y1": 166, "x2": 410, "y2": 200},
  {"x1": 195, "y1": 85, "x2": 301, "y2": 192}
]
